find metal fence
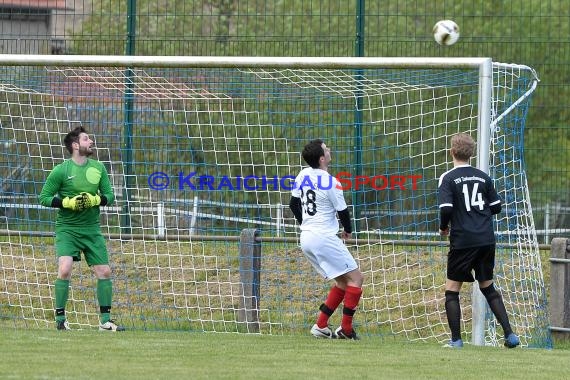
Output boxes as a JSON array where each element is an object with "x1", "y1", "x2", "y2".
[{"x1": 0, "y1": 0, "x2": 568, "y2": 240}]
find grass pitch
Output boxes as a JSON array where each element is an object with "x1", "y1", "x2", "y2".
[{"x1": 2, "y1": 328, "x2": 569, "y2": 380}]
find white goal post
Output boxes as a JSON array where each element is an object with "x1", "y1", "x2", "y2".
[{"x1": 0, "y1": 55, "x2": 550, "y2": 347}]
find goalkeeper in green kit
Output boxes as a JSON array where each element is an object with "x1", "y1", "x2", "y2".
[{"x1": 39, "y1": 126, "x2": 124, "y2": 331}]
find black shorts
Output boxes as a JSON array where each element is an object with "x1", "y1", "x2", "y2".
[{"x1": 447, "y1": 244, "x2": 495, "y2": 283}]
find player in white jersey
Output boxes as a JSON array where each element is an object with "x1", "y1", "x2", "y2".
[{"x1": 289, "y1": 139, "x2": 363, "y2": 340}]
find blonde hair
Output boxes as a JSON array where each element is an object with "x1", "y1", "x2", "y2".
[{"x1": 451, "y1": 133, "x2": 475, "y2": 161}]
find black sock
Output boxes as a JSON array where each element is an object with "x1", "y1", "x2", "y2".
[
  {"x1": 480, "y1": 283, "x2": 513, "y2": 337},
  {"x1": 445, "y1": 290, "x2": 461, "y2": 341}
]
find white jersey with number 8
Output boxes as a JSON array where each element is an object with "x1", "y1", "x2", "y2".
[{"x1": 291, "y1": 167, "x2": 347, "y2": 236}]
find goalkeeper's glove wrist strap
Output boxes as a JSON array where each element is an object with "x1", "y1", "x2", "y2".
[
  {"x1": 51, "y1": 197, "x2": 63, "y2": 208},
  {"x1": 100, "y1": 195, "x2": 108, "y2": 206}
]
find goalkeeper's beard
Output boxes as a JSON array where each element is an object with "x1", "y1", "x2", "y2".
[{"x1": 79, "y1": 146, "x2": 94, "y2": 157}]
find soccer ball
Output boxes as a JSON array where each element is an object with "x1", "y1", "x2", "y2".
[{"x1": 433, "y1": 20, "x2": 460, "y2": 46}]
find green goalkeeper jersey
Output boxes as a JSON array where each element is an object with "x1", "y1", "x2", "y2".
[{"x1": 39, "y1": 158, "x2": 115, "y2": 229}]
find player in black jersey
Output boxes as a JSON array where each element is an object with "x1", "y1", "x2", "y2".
[{"x1": 438, "y1": 133, "x2": 519, "y2": 348}]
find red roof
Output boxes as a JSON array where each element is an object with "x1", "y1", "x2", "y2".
[{"x1": 0, "y1": 0, "x2": 69, "y2": 10}]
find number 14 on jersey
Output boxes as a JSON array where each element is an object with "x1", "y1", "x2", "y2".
[{"x1": 461, "y1": 183, "x2": 484, "y2": 211}]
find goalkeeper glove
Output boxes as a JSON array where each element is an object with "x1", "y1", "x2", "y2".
[
  {"x1": 62, "y1": 194, "x2": 88, "y2": 211},
  {"x1": 79, "y1": 192, "x2": 101, "y2": 209}
]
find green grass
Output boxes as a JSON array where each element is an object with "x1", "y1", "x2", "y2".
[{"x1": 2, "y1": 328, "x2": 569, "y2": 380}]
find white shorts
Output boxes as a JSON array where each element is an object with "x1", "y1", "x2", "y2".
[{"x1": 299, "y1": 230, "x2": 358, "y2": 280}]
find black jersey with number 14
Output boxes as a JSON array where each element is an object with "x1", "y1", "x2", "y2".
[{"x1": 438, "y1": 164, "x2": 502, "y2": 249}]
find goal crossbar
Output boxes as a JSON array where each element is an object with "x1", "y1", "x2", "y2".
[{"x1": 0, "y1": 54, "x2": 492, "y2": 69}]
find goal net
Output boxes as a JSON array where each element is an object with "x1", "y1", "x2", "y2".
[{"x1": 0, "y1": 56, "x2": 550, "y2": 347}]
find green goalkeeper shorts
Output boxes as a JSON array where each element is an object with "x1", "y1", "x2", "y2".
[{"x1": 55, "y1": 228, "x2": 109, "y2": 266}]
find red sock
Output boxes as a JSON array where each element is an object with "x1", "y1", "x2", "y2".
[
  {"x1": 341, "y1": 285, "x2": 362, "y2": 334},
  {"x1": 316, "y1": 286, "x2": 345, "y2": 328}
]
